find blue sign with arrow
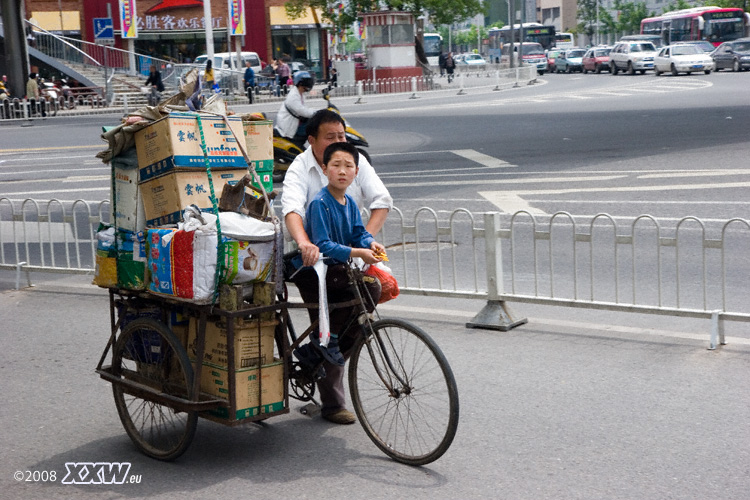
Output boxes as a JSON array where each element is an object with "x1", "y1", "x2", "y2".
[{"x1": 93, "y1": 17, "x2": 114, "y2": 41}]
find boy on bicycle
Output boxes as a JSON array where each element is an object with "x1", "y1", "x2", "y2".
[{"x1": 291, "y1": 142, "x2": 385, "y2": 374}]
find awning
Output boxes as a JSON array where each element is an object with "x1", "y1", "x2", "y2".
[
  {"x1": 29, "y1": 11, "x2": 81, "y2": 33},
  {"x1": 269, "y1": 7, "x2": 328, "y2": 29}
]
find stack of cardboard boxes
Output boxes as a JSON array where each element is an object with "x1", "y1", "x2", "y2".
[{"x1": 95, "y1": 112, "x2": 284, "y2": 422}]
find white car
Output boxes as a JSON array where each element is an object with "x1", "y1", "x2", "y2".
[
  {"x1": 459, "y1": 54, "x2": 487, "y2": 67},
  {"x1": 654, "y1": 44, "x2": 714, "y2": 76}
]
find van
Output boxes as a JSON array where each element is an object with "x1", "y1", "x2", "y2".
[
  {"x1": 501, "y1": 42, "x2": 548, "y2": 74},
  {"x1": 194, "y1": 52, "x2": 262, "y2": 85}
]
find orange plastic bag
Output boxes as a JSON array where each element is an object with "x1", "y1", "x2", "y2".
[{"x1": 365, "y1": 264, "x2": 399, "y2": 303}]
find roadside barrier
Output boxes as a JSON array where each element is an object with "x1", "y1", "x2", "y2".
[
  {"x1": 0, "y1": 66, "x2": 536, "y2": 120},
  {"x1": 4, "y1": 199, "x2": 743, "y2": 348}
]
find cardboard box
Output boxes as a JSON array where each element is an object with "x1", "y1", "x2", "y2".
[
  {"x1": 112, "y1": 164, "x2": 147, "y2": 232},
  {"x1": 140, "y1": 168, "x2": 249, "y2": 226},
  {"x1": 135, "y1": 113, "x2": 247, "y2": 182},
  {"x1": 243, "y1": 120, "x2": 273, "y2": 162},
  {"x1": 187, "y1": 317, "x2": 277, "y2": 369},
  {"x1": 200, "y1": 361, "x2": 285, "y2": 421}
]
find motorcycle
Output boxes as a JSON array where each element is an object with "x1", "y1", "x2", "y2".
[
  {"x1": 272, "y1": 89, "x2": 370, "y2": 183},
  {"x1": 39, "y1": 79, "x2": 60, "y2": 116}
]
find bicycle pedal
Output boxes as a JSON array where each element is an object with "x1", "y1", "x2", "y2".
[
  {"x1": 357, "y1": 312, "x2": 375, "y2": 325},
  {"x1": 299, "y1": 403, "x2": 321, "y2": 417}
]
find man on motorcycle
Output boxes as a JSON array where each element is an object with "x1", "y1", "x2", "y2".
[
  {"x1": 275, "y1": 71, "x2": 316, "y2": 145},
  {"x1": 282, "y1": 109, "x2": 392, "y2": 425}
]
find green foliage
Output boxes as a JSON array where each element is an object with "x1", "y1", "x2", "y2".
[
  {"x1": 662, "y1": 0, "x2": 692, "y2": 13},
  {"x1": 610, "y1": 0, "x2": 655, "y2": 35},
  {"x1": 706, "y1": 0, "x2": 746, "y2": 8}
]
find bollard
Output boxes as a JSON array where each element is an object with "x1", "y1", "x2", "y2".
[
  {"x1": 409, "y1": 77, "x2": 419, "y2": 99},
  {"x1": 457, "y1": 72, "x2": 467, "y2": 95},
  {"x1": 513, "y1": 68, "x2": 521, "y2": 88},
  {"x1": 21, "y1": 98, "x2": 33, "y2": 127},
  {"x1": 493, "y1": 70, "x2": 502, "y2": 91},
  {"x1": 355, "y1": 80, "x2": 365, "y2": 104}
]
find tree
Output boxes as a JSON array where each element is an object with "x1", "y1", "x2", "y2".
[
  {"x1": 577, "y1": 0, "x2": 598, "y2": 43},
  {"x1": 662, "y1": 0, "x2": 692, "y2": 13},
  {"x1": 610, "y1": 0, "x2": 654, "y2": 35}
]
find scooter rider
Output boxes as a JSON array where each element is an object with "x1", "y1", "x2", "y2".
[{"x1": 275, "y1": 71, "x2": 316, "y2": 145}]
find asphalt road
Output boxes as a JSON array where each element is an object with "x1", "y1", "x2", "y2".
[{"x1": 1, "y1": 72, "x2": 750, "y2": 499}]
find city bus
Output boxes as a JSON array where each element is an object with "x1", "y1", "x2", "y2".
[
  {"x1": 423, "y1": 32, "x2": 443, "y2": 66},
  {"x1": 487, "y1": 23, "x2": 556, "y2": 63},
  {"x1": 555, "y1": 32, "x2": 575, "y2": 49},
  {"x1": 641, "y1": 6, "x2": 750, "y2": 47}
]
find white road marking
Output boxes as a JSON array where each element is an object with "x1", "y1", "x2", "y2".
[
  {"x1": 479, "y1": 191, "x2": 547, "y2": 215},
  {"x1": 451, "y1": 149, "x2": 515, "y2": 168},
  {"x1": 385, "y1": 175, "x2": 626, "y2": 188},
  {"x1": 507, "y1": 181, "x2": 750, "y2": 196},
  {"x1": 638, "y1": 170, "x2": 750, "y2": 179}
]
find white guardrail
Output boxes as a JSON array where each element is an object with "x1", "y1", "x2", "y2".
[
  {"x1": 3, "y1": 199, "x2": 746, "y2": 349},
  {"x1": 1, "y1": 66, "x2": 538, "y2": 120}
]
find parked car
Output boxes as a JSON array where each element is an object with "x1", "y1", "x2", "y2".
[
  {"x1": 711, "y1": 38, "x2": 750, "y2": 72},
  {"x1": 654, "y1": 44, "x2": 714, "y2": 76},
  {"x1": 555, "y1": 48, "x2": 586, "y2": 73},
  {"x1": 609, "y1": 41, "x2": 657, "y2": 75},
  {"x1": 546, "y1": 49, "x2": 562, "y2": 72},
  {"x1": 582, "y1": 46, "x2": 612, "y2": 73},
  {"x1": 676, "y1": 40, "x2": 716, "y2": 53},
  {"x1": 194, "y1": 52, "x2": 262, "y2": 85}
]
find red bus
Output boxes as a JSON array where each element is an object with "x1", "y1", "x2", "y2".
[{"x1": 641, "y1": 6, "x2": 750, "y2": 47}]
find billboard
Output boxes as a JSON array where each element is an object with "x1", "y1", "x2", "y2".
[
  {"x1": 119, "y1": 0, "x2": 138, "y2": 38},
  {"x1": 229, "y1": 0, "x2": 245, "y2": 36}
]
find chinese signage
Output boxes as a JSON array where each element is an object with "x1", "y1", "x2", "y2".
[
  {"x1": 119, "y1": 0, "x2": 138, "y2": 38},
  {"x1": 228, "y1": 0, "x2": 245, "y2": 36},
  {"x1": 137, "y1": 14, "x2": 224, "y2": 31}
]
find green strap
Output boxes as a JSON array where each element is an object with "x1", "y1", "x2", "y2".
[{"x1": 195, "y1": 114, "x2": 225, "y2": 306}]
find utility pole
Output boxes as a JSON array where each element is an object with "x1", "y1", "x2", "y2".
[
  {"x1": 1, "y1": 0, "x2": 30, "y2": 98},
  {"x1": 508, "y1": 0, "x2": 514, "y2": 68},
  {"x1": 204, "y1": 0, "x2": 215, "y2": 60}
]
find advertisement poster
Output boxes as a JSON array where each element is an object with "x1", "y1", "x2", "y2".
[
  {"x1": 228, "y1": 0, "x2": 245, "y2": 36},
  {"x1": 119, "y1": 0, "x2": 138, "y2": 38}
]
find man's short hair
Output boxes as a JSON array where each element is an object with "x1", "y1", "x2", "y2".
[
  {"x1": 323, "y1": 141, "x2": 359, "y2": 167},
  {"x1": 306, "y1": 109, "x2": 346, "y2": 140}
]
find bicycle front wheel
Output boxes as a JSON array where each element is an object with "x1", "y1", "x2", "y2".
[
  {"x1": 111, "y1": 318, "x2": 197, "y2": 461},
  {"x1": 349, "y1": 319, "x2": 459, "y2": 465}
]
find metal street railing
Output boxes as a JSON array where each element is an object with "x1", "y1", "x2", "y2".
[{"x1": 2, "y1": 198, "x2": 747, "y2": 348}]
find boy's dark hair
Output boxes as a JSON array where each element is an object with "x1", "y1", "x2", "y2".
[
  {"x1": 306, "y1": 109, "x2": 345, "y2": 139},
  {"x1": 323, "y1": 141, "x2": 359, "y2": 167}
]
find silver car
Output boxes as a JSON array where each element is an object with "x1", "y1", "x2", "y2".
[
  {"x1": 610, "y1": 41, "x2": 657, "y2": 75},
  {"x1": 654, "y1": 44, "x2": 714, "y2": 76}
]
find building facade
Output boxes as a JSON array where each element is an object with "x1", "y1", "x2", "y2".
[{"x1": 24, "y1": 0, "x2": 329, "y2": 76}]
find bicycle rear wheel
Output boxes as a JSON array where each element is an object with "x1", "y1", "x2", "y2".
[
  {"x1": 111, "y1": 317, "x2": 197, "y2": 461},
  {"x1": 349, "y1": 318, "x2": 459, "y2": 465}
]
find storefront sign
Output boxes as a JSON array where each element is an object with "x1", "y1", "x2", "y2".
[
  {"x1": 228, "y1": 0, "x2": 245, "y2": 36},
  {"x1": 135, "y1": 14, "x2": 224, "y2": 31},
  {"x1": 119, "y1": 0, "x2": 138, "y2": 38}
]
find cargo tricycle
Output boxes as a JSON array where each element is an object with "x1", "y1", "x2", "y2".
[{"x1": 96, "y1": 262, "x2": 459, "y2": 466}]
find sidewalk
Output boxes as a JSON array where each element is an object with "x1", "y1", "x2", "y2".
[{"x1": 1, "y1": 271, "x2": 749, "y2": 500}]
